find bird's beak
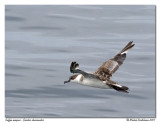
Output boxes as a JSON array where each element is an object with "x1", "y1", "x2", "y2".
[{"x1": 64, "y1": 80, "x2": 70, "y2": 84}]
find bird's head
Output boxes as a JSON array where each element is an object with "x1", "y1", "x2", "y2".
[{"x1": 64, "y1": 74, "x2": 79, "y2": 84}]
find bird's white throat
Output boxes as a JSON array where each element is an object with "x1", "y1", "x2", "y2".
[{"x1": 71, "y1": 74, "x2": 83, "y2": 83}]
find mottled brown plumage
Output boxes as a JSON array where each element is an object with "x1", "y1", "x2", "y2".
[
  {"x1": 66, "y1": 41, "x2": 135, "y2": 93},
  {"x1": 94, "y1": 41, "x2": 135, "y2": 79}
]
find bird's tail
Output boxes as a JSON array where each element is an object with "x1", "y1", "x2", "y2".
[
  {"x1": 110, "y1": 84, "x2": 129, "y2": 93},
  {"x1": 119, "y1": 41, "x2": 135, "y2": 54}
]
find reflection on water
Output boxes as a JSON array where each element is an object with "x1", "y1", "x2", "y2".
[{"x1": 5, "y1": 5, "x2": 155, "y2": 117}]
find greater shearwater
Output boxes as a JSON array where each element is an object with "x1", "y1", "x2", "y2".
[{"x1": 64, "y1": 41, "x2": 135, "y2": 93}]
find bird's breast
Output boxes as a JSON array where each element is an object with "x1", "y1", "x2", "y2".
[{"x1": 79, "y1": 78, "x2": 111, "y2": 89}]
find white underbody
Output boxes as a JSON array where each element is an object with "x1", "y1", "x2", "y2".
[
  {"x1": 80, "y1": 78, "x2": 111, "y2": 89},
  {"x1": 72, "y1": 74, "x2": 111, "y2": 89}
]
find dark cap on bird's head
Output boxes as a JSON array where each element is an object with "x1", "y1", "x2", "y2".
[{"x1": 64, "y1": 74, "x2": 78, "y2": 84}]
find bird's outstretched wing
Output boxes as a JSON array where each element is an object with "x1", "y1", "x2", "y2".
[
  {"x1": 70, "y1": 62, "x2": 89, "y2": 76},
  {"x1": 94, "y1": 41, "x2": 135, "y2": 79},
  {"x1": 70, "y1": 62, "x2": 99, "y2": 78}
]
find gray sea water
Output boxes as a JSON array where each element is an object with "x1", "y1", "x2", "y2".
[{"x1": 5, "y1": 5, "x2": 156, "y2": 118}]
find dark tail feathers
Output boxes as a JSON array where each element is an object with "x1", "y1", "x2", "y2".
[{"x1": 111, "y1": 84, "x2": 129, "y2": 93}]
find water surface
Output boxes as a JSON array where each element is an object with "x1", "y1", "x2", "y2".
[{"x1": 5, "y1": 5, "x2": 155, "y2": 117}]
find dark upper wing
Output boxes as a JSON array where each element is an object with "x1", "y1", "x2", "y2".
[
  {"x1": 94, "y1": 59, "x2": 120, "y2": 79},
  {"x1": 94, "y1": 41, "x2": 134, "y2": 79},
  {"x1": 70, "y1": 62, "x2": 90, "y2": 76}
]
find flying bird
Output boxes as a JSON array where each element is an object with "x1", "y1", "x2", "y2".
[{"x1": 64, "y1": 41, "x2": 135, "y2": 93}]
